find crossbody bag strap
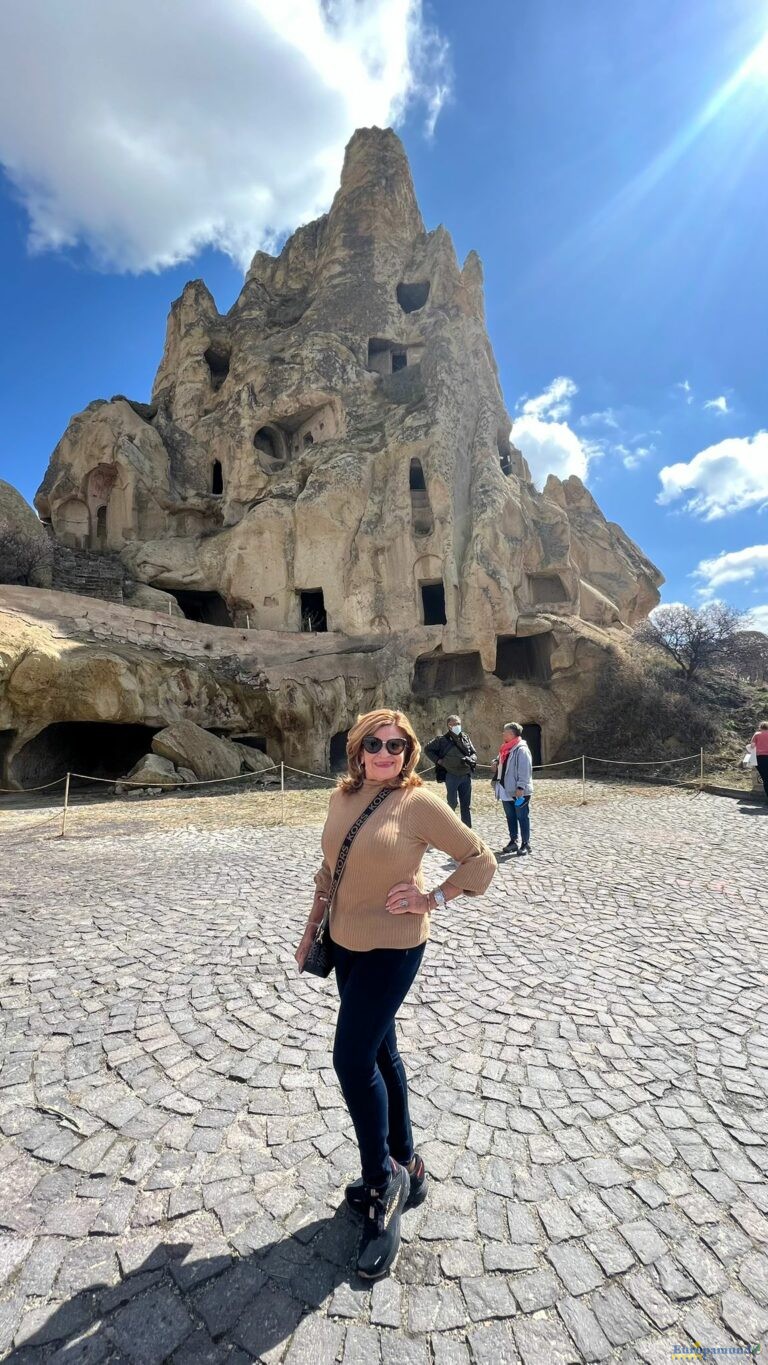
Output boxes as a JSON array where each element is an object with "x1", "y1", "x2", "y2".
[{"x1": 314, "y1": 786, "x2": 395, "y2": 942}]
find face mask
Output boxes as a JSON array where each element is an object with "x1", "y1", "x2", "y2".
[{"x1": 450, "y1": 725, "x2": 462, "y2": 735}]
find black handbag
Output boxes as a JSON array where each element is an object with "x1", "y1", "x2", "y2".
[{"x1": 300, "y1": 786, "x2": 394, "y2": 977}]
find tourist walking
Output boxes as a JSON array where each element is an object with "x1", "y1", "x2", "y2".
[
  {"x1": 493, "y1": 721, "x2": 534, "y2": 855},
  {"x1": 424, "y1": 714, "x2": 478, "y2": 827},
  {"x1": 295, "y1": 709, "x2": 495, "y2": 1279},
  {"x1": 748, "y1": 720, "x2": 768, "y2": 801}
]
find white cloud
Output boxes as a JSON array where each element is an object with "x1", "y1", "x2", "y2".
[
  {"x1": 512, "y1": 377, "x2": 591, "y2": 486},
  {"x1": 519, "y1": 376, "x2": 578, "y2": 422},
  {"x1": 658, "y1": 433, "x2": 768, "y2": 520},
  {"x1": 0, "y1": 0, "x2": 449, "y2": 272},
  {"x1": 512, "y1": 415, "x2": 590, "y2": 487},
  {"x1": 579, "y1": 408, "x2": 619, "y2": 430},
  {"x1": 704, "y1": 396, "x2": 729, "y2": 414},
  {"x1": 675, "y1": 379, "x2": 694, "y2": 405},
  {"x1": 748, "y1": 605, "x2": 768, "y2": 634},
  {"x1": 693, "y1": 544, "x2": 768, "y2": 596},
  {"x1": 616, "y1": 443, "x2": 654, "y2": 471}
]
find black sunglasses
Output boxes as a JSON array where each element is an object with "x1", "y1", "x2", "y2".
[{"x1": 361, "y1": 736, "x2": 409, "y2": 755}]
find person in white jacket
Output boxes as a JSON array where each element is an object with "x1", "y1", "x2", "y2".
[{"x1": 493, "y1": 722, "x2": 534, "y2": 856}]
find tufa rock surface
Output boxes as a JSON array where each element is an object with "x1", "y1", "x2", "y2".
[{"x1": 0, "y1": 128, "x2": 663, "y2": 786}]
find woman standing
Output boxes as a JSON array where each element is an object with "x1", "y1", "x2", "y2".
[
  {"x1": 748, "y1": 720, "x2": 768, "y2": 801},
  {"x1": 493, "y1": 721, "x2": 534, "y2": 855},
  {"x1": 295, "y1": 709, "x2": 496, "y2": 1280}
]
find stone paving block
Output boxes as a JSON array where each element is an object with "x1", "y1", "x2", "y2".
[
  {"x1": 590, "y1": 1285, "x2": 652, "y2": 1347},
  {"x1": 546, "y1": 1240, "x2": 604, "y2": 1296},
  {"x1": 106, "y1": 1282, "x2": 195, "y2": 1363},
  {"x1": 467, "y1": 1322, "x2": 520, "y2": 1363},
  {"x1": 283, "y1": 1314, "x2": 346, "y2": 1364},
  {"x1": 513, "y1": 1314, "x2": 581, "y2": 1364},
  {"x1": 509, "y1": 1268, "x2": 561, "y2": 1312},
  {"x1": 407, "y1": 1284, "x2": 466, "y2": 1332},
  {"x1": 720, "y1": 1287, "x2": 768, "y2": 1343},
  {"x1": 556, "y1": 1294, "x2": 613, "y2": 1361},
  {"x1": 342, "y1": 1323, "x2": 382, "y2": 1364},
  {"x1": 461, "y1": 1274, "x2": 517, "y2": 1322},
  {"x1": 370, "y1": 1276, "x2": 401, "y2": 1328},
  {"x1": 623, "y1": 1269, "x2": 678, "y2": 1330}
]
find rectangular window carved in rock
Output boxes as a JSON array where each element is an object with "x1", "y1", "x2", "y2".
[
  {"x1": 420, "y1": 580, "x2": 446, "y2": 626},
  {"x1": 493, "y1": 634, "x2": 552, "y2": 682},
  {"x1": 299, "y1": 588, "x2": 327, "y2": 632}
]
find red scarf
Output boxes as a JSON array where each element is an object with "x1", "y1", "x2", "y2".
[{"x1": 497, "y1": 736, "x2": 520, "y2": 769}]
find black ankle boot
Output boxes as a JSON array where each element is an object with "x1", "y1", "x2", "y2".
[
  {"x1": 346, "y1": 1153, "x2": 428, "y2": 1216},
  {"x1": 355, "y1": 1161, "x2": 409, "y2": 1280}
]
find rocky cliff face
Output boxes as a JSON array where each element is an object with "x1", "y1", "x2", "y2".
[{"x1": 1, "y1": 127, "x2": 663, "y2": 784}]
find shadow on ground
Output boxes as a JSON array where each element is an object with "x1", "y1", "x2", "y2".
[{"x1": 5, "y1": 1208, "x2": 362, "y2": 1362}]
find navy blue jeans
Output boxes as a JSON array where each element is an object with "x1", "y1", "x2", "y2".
[
  {"x1": 332, "y1": 941, "x2": 425, "y2": 1187},
  {"x1": 445, "y1": 772, "x2": 472, "y2": 827},
  {"x1": 502, "y1": 796, "x2": 531, "y2": 845}
]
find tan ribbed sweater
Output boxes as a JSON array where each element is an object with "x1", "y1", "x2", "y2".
[{"x1": 314, "y1": 779, "x2": 497, "y2": 951}]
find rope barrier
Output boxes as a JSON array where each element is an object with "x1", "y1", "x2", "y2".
[
  {"x1": 585, "y1": 753, "x2": 699, "y2": 767},
  {"x1": 67, "y1": 763, "x2": 279, "y2": 790},
  {"x1": 0, "y1": 775, "x2": 68, "y2": 794},
  {"x1": 283, "y1": 765, "x2": 338, "y2": 785}
]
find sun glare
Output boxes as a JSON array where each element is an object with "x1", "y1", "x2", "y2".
[{"x1": 743, "y1": 32, "x2": 768, "y2": 80}]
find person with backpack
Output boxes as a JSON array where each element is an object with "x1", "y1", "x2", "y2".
[
  {"x1": 493, "y1": 721, "x2": 534, "y2": 855},
  {"x1": 424, "y1": 714, "x2": 478, "y2": 827}
]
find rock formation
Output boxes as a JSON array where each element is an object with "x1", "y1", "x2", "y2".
[{"x1": 0, "y1": 128, "x2": 662, "y2": 788}]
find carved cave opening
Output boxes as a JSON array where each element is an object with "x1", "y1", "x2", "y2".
[
  {"x1": 11, "y1": 722, "x2": 159, "y2": 789},
  {"x1": 211, "y1": 461, "x2": 223, "y2": 495},
  {"x1": 330, "y1": 730, "x2": 349, "y2": 772},
  {"x1": 493, "y1": 633, "x2": 553, "y2": 682},
  {"x1": 409, "y1": 459, "x2": 433, "y2": 536},
  {"x1": 498, "y1": 431, "x2": 513, "y2": 476},
  {"x1": 522, "y1": 723, "x2": 542, "y2": 766},
  {"x1": 299, "y1": 589, "x2": 328, "y2": 632},
  {"x1": 420, "y1": 580, "x2": 447, "y2": 626},
  {"x1": 95, "y1": 505, "x2": 108, "y2": 546},
  {"x1": 368, "y1": 339, "x2": 408, "y2": 376},
  {"x1": 254, "y1": 424, "x2": 289, "y2": 472},
  {"x1": 234, "y1": 735, "x2": 268, "y2": 754},
  {"x1": 397, "y1": 281, "x2": 430, "y2": 313},
  {"x1": 204, "y1": 343, "x2": 231, "y2": 391},
  {"x1": 528, "y1": 574, "x2": 568, "y2": 605},
  {"x1": 413, "y1": 652, "x2": 484, "y2": 696},
  {"x1": 170, "y1": 590, "x2": 233, "y2": 627}
]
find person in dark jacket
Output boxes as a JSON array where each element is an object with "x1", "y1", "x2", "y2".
[{"x1": 424, "y1": 715, "x2": 477, "y2": 827}]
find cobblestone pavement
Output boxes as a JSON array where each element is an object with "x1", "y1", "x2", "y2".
[{"x1": 1, "y1": 782, "x2": 767, "y2": 1364}]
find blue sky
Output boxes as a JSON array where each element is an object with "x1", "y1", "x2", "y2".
[{"x1": 1, "y1": 0, "x2": 767, "y2": 627}]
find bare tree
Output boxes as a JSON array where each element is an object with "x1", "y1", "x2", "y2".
[
  {"x1": 635, "y1": 602, "x2": 749, "y2": 681},
  {"x1": 0, "y1": 526, "x2": 53, "y2": 587},
  {"x1": 730, "y1": 630, "x2": 768, "y2": 684}
]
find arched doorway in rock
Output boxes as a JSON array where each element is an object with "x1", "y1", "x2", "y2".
[
  {"x1": 95, "y1": 505, "x2": 108, "y2": 548},
  {"x1": 409, "y1": 459, "x2": 434, "y2": 536},
  {"x1": 211, "y1": 461, "x2": 224, "y2": 495},
  {"x1": 329, "y1": 730, "x2": 349, "y2": 772},
  {"x1": 420, "y1": 580, "x2": 446, "y2": 626},
  {"x1": 397, "y1": 281, "x2": 430, "y2": 313},
  {"x1": 521, "y1": 723, "x2": 542, "y2": 766},
  {"x1": 10, "y1": 722, "x2": 159, "y2": 789}
]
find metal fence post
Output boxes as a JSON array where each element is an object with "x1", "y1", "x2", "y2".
[
  {"x1": 581, "y1": 754, "x2": 587, "y2": 805},
  {"x1": 280, "y1": 761, "x2": 285, "y2": 824},
  {"x1": 59, "y1": 772, "x2": 71, "y2": 838}
]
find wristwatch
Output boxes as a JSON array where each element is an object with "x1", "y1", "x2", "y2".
[{"x1": 431, "y1": 888, "x2": 446, "y2": 912}]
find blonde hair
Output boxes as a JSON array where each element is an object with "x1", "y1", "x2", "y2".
[
  {"x1": 760, "y1": 720, "x2": 768, "y2": 731},
  {"x1": 338, "y1": 709, "x2": 423, "y2": 794}
]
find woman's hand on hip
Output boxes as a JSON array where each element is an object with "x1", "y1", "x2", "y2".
[{"x1": 386, "y1": 881, "x2": 430, "y2": 915}]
